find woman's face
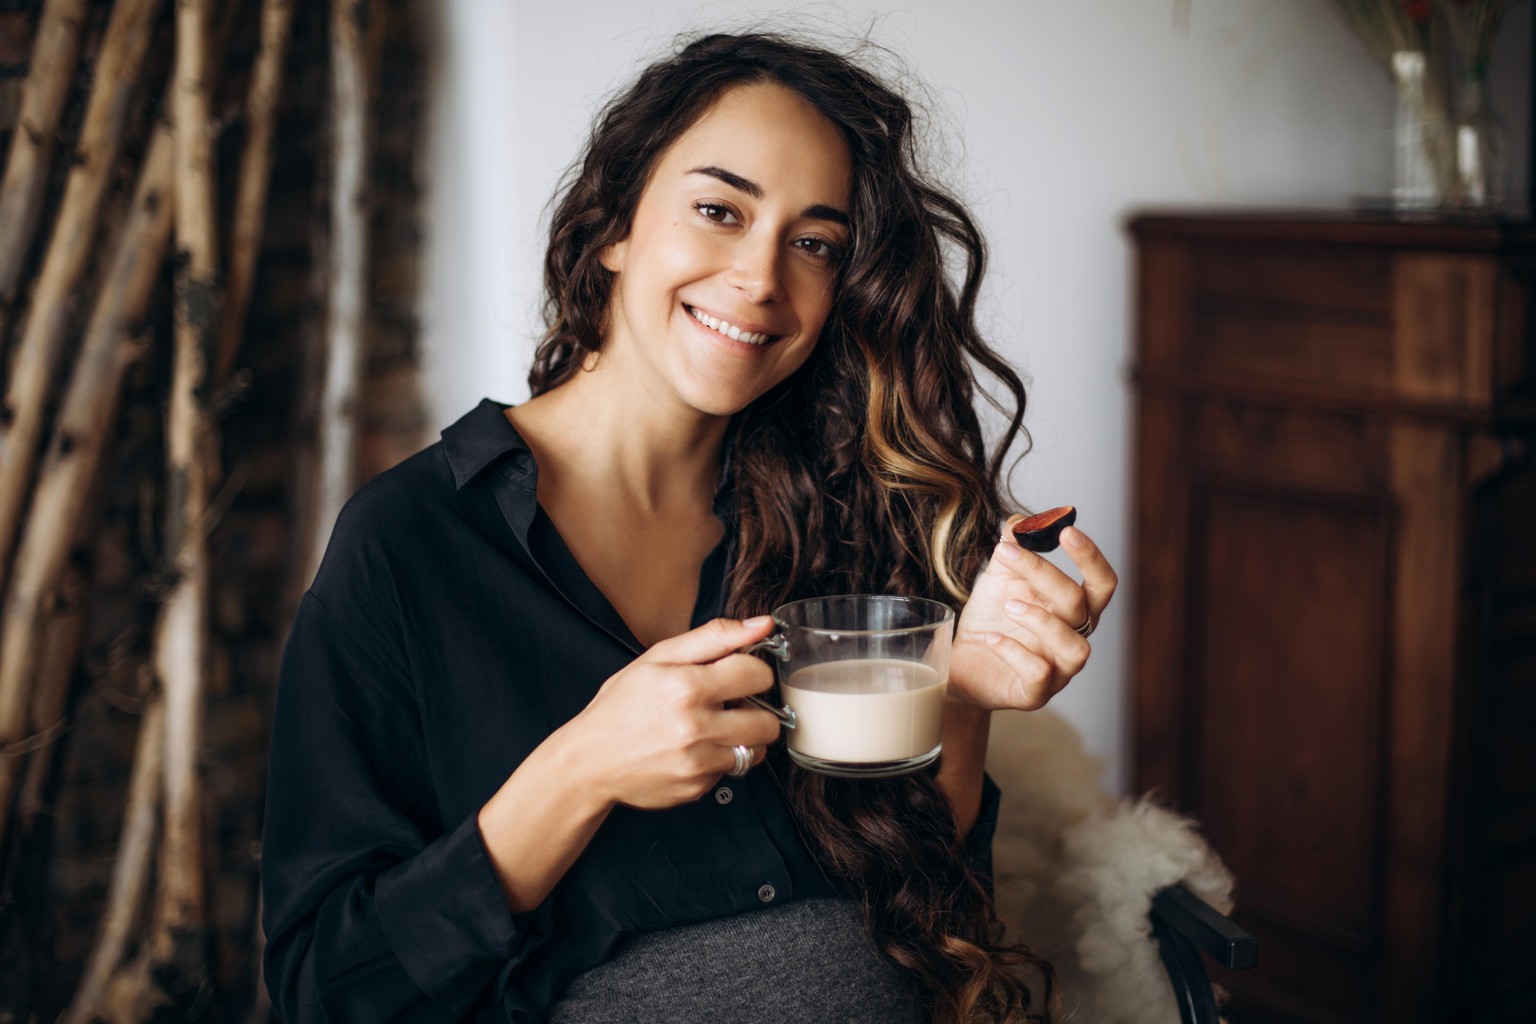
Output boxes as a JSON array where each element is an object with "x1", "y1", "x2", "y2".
[{"x1": 599, "y1": 81, "x2": 853, "y2": 418}]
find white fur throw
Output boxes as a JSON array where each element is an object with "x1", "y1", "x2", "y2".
[{"x1": 985, "y1": 708, "x2": 1235, "y2": 1024}]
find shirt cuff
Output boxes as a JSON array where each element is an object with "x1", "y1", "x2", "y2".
[{"x1": 374, "y1": 811, "x2": 554, "y2": 1012}]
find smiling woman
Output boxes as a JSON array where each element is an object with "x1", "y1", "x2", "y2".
[
  {"x1": 262, "y1": 30, "x2": 1120, "y2": 1024},
  {"x1": 593, "y1": 82, "x2": 851, "y2": 416}
]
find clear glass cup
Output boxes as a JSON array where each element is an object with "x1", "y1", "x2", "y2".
[{"x1": 741, "y1": 595, "x2": 955, "y2": 779}]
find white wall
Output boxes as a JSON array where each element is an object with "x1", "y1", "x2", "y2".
[{"x1": 421, "y1": 0, "x2": 1532, "y2": 796}]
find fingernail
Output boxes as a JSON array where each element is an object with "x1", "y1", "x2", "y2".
[
  {"x1": 1005, "y1": 599, "x2": 1029, "y2": 616},
  {"x1": 996, "y1": 541, "x2": 1022, "y2": 561},
  {"x1": 1063, "y1": 527, "x2": 1085, "y2": 548},
  {"x1": 985, "y1": 632, "x2": 1002, "y2": 645},
  {"x1": 745, "y1": 615, "x2": 773, "y2": 628}
]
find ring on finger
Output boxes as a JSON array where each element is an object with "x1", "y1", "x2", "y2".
[
  {"x1": 1074, "y1": 612, "x2": 1095, "y2": 639},
  {"x1": 728, "y1": 744, "x2": 752, "y2": 777}
]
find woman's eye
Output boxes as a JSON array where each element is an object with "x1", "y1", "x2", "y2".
[
  {"x1": 694, "y1": 202, "x2": 739, "y2": 225},
  {"x1": 794, "y1": 237, "x2": 844, "y2": 263}
]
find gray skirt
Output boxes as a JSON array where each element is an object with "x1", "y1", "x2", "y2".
[{"x1": 547, "y1": 897, "x2": 927, "y2": 1024}]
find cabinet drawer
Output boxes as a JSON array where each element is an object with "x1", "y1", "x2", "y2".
[{"x1": 1184, "y1": 246, "x2": 1393, "y2": 389}]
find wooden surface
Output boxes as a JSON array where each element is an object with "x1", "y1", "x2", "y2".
[{"x1": 1129, "y1": 213, "x2": 1536, "y2": 1023}]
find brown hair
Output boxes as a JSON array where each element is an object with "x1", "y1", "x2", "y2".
[{"x1": 532, "y1": 32, "x2": 1052, "y2": 1023}]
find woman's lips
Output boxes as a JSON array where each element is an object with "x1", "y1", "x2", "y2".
[{"x1": 684, "y1": 304, "x2": 776, "y2": 346}]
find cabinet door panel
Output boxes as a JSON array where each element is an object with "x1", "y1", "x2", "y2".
[
  {"x1": 1192, "y1": 403, "x2": 1386, "y2": 495},
  {"x1": 1189, "y1": 482, "x2": 1390, "y2": 952}
]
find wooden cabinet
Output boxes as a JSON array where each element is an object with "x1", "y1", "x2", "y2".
[{"x1": 1128, "y1": 213, "x2": 1536, "y2": 1024}]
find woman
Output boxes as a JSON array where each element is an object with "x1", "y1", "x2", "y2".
[{"x1": 263, "y1": 32, "x2": 1117, "y2": 1024}]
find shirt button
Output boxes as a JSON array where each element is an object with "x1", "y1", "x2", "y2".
[
  {"x1": 714, "y1": 786, "x2": 734, "y2": 805},
  {"x1": 757, "y1": 883, "x2": 777, "y2": 903}
]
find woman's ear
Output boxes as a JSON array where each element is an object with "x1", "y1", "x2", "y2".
[{"x1": 598, "y1": 238, "x2": 627, "y2": 274}]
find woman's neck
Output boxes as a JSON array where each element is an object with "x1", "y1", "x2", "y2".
[{"x1": 507, "y1": 362, "x2": 729, "y2": 518}]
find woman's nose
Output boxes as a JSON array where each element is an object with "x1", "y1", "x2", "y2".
[{"x1": 725, "y1": 232, "x2": 782, "y2": 304}]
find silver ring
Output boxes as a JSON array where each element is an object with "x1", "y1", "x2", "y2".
[
  {"x1": 728, "y1": 744, "x2": 752, "y2": 777},
  {"x1": 1074, "y1": 613, "x2": 1095, "y2": 639}
]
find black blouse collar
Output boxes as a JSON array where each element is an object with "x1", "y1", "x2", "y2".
[
  {"x1": 440, "y1": 398, "x2": 531, "y2": 490},
  {"x1": 440, "y1": 397, "x2": 738, "y2": 516}
]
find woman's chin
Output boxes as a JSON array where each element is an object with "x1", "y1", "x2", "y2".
[
  {"x1": 666, "y1": 360, "x2": 777, "y2": 419},
  {"x1": 675, "y1": 386, "x2": 757, "y2": 420}
]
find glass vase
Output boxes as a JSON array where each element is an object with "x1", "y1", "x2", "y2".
[
  {"x1": 1453, "y1": 74, "x2": 1507, "y2": 211},
  {"x1": 1392, "y1": 50, "x2": 1438, "y2": 210},
  {"x1": 1394, "y1": 53, "x2": 1449, "y2": 211}
]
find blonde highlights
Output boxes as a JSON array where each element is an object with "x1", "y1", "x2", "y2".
[{"x1": 861, "y1": 349, "x2": 995, "y2": 604}]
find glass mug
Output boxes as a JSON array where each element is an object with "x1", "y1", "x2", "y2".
[{"x1": 739, "y1": 595, "x2": 955, "y2": 779}]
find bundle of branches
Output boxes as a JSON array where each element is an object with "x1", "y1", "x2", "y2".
[{"x1": 0, "y1": 0, "x2": 387, "y2": 1017}]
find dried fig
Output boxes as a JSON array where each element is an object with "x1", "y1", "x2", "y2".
[{"x1": 1011, "y1": 506, "x2": 1077, "y2": 553}]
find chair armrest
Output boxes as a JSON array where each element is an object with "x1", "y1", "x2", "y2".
[{"x1": 1150, "y1": 883, "x2": 1259, "y2": 970}]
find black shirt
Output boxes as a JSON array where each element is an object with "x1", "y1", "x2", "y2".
[{"x1": 261, "y1": 398, "x2": 999, "y2": 1023}]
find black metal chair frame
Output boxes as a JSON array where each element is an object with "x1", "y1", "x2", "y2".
[{"x1": 1148, "y1": 884, "x2": 1259, "y2": 1024}]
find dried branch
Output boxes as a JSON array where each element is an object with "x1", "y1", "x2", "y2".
[
  {"x1": 285, "y1": 107, "x2": 336, "y2": 626},
  {"x1": 216, "y1": 0, "x2": 296, "y2": 386},
  {"x1": 144, "y1": 0, "x2": 220, "y2": 984},
  {"x1": 55, "y1": 696, "x2": 164, "y2": 1024},
  {"x1": 0, "y1": 119, "x2": 172, "y2": 857},
  {"x1": 0, "y1": 0, "x2": 164, "y2": 592},
  {"x1": 312, "y1": 0, "x2": 375, "y2": 586},
  {"x1": 16, "y1": 565, "x2": 86, "y2": 833},
  {"x1": 14, "y1": 554, "x2": 85, "y2": 825},
  {"x1": 0, "y1": 0, "x2": 91, "y2": 349},
  {"x1": 0, "y1": 717, "x2": 68, "y2": 760}
]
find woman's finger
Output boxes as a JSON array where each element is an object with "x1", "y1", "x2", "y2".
[
  {"x1": 714, "y1": 738, "x2": 769, "y2": 779},
  {"x1": 1001, "y1": 574, "x2": 1088, "y2": 634},
  {"x1": 1004, "y1": 600, "x2": 1092, "y2": 680},
  {"x1": 1058, "y1": 527, "x2": 1117, "y2": 621},
  {"x1": 714, "y1": 706, "x2": 785, "y2": 749},
  {"x1": 981, "y1": 630, "x2": 1055, "y2": 711},
  {"x1": 990, "y1": 540, "x2": 1087, "y2": 624},
  {"x1": 698, "y1": 653, "x2": 777, "y2": 704},
  {"x1": 651, "y1": 615, "x2": 775, "y2": 667}
]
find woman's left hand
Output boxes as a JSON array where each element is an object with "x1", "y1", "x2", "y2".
[{"x1": 948, "y1": 517, "x2": 1118, "y2": 711}]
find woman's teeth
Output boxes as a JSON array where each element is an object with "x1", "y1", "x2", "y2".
[{"x1": 688, "y1": 306, "x2": 771, "y2": 345}]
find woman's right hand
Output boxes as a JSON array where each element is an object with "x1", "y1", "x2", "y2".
[
  {"x1": 478, "y1": 615, "x2": 782, "y2": 913},
  {"x1": 569, "y1": 615, "x2": 784, "y2": 810}
]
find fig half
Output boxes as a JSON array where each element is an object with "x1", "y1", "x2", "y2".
[{"x1": 1011, "y1": 506, "x2": 1077, "y2": 553}]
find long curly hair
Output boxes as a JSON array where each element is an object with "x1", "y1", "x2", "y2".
[{"x1": 531, "y1": 32, "x2": 1052, "y2": 1023}]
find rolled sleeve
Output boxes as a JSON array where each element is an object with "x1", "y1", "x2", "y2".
[
  {"x1": 263, "y1": 591, "x2": 548, "y2": 1021},
  {"x1": 376, "y1": 812, "x2": 555, "y2": 1004},
  {"x1": 962, "y1": 772, "x2": 1002, "y2": 896}
]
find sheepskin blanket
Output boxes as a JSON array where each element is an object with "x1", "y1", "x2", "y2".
[{"x1": 985, "y1": 709, "x2": 1235, "y2": 1024}]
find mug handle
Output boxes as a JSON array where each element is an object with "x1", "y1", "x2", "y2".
[{"x1": 739, "y1": 634, "x2": 796, "y2": 730}]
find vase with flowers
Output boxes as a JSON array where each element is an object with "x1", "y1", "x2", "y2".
[
  {"x1": 1328, "y1": 0, "x2": 1528, "y2": 212},
  {"x1": 1440, "y1": 0, "x2": 1518, "y2": 208}
]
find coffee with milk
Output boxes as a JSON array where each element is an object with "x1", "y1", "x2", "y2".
[{"x1": 781, "y1": 658, "x2": 946, "y2": 764}]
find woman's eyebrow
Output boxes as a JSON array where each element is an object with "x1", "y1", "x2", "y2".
[
  {"x1": 690, "y1": 164, "x2": 763, "y2": 198},
  {"x1": 802, "y1": 203, "x2": 850, "y2": 228},
  {"x1": 688, "y1": 165, "x2": 850, "y2": 227}
]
